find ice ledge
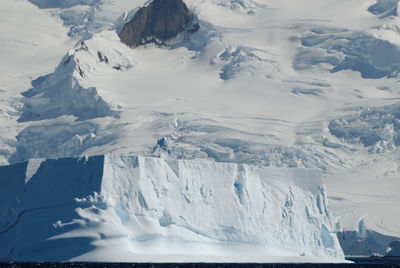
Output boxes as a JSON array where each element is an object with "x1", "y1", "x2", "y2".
[{"x1": 0, "y1": 154, "x2": 344, "y2": 262}]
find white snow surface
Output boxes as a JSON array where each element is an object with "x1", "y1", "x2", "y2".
[
  {"x1": 0, "y1": 155, "x2": 344, "y2": 262},
  {"x1": 2, "y1": 0, "x2": 400, "y2": 257},
  {"x1": 18, "y1": 31, "x2": 132, "y2": 123}
]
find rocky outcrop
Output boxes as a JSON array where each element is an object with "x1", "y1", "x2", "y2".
[
  {"x1": 387, "y1": 240, "x2": 400, "y2": 256},
  {"x1": 119, "y1": 0, "x2": 193, "y2": 47}
]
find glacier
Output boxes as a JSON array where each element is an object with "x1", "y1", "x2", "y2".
[
  {"x1": 2, "y1": 0, "x2": 400, "y2": 258},
  {"x1": 0, "y1": 155, "x2": 343, "y2": 262}
]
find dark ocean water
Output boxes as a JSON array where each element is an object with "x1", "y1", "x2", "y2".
[{"x1": 1, "y1": 259, "x2": 400, "y2": 268}]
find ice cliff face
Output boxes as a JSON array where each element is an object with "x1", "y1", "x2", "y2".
[{"x1": 0, "y1": 155, "x2": 343, "y2": 262}]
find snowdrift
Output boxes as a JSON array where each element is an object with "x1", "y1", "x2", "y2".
[{"x1": 0, "y1": 155, "x2": 343, "y2": 262}]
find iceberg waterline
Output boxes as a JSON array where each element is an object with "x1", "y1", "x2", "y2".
[{"x1": 0, "y1": 154, "x2": 343, "y2": 262}]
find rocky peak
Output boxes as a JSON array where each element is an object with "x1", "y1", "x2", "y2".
[{"x1": 119, "y1": 0, "x2": 194, "y2": 47}]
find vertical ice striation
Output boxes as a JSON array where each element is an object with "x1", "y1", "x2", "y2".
[{"x1": 0, "y1": 155, "x2": 344, "y2": 262}]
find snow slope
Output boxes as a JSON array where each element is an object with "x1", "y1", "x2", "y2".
[
  {"x1": 0, "y1": 155, "x2": 343, "y2": 262},
  {"x1": 0, "y1": 0, "x2": 74, "y2": 165},
  {"x1": 1, "y1": 0, "x2": 400, "y2": 257}
]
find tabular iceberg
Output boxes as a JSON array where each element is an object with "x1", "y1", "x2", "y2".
[{"x1": 0, "y1": 155, "x2": 344, "y2": 262}]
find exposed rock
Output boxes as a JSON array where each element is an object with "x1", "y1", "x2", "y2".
[{"x1": 119, "y1": 0, "x2": 193, "y2": 47}]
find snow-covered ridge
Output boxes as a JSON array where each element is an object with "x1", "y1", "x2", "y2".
[
  {"x1": 0, "y1": 155, "x2": 343, "y2": 262},
  {"x1": 19, "y1": 31, "x2": 132, "y2": 123},
  {"x1": 296, "y1": 29, "x2": 400, "y2": 79}
]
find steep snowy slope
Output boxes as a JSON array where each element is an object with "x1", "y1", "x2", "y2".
[
  {"x1": 0, "y1": 0, "x2": 73, "y2": 165},
  {"x1": 0, "y1": 155, "x2": 344, "y2": 262},
  {"x1": 2, "y1": 0, "x2": 400, "y2": 257}
]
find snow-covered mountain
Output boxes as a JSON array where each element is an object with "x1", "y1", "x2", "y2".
[
  {"x1": 0, "y1": 155, "x2": 343, "y2": 262},
  {"x1": 1, "y1": 0, "x2": 400, "y2": 259}
]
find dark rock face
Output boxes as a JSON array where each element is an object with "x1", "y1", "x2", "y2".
[{"x1": 119, "y1": 0, "x2": 192, "y2": 47}]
